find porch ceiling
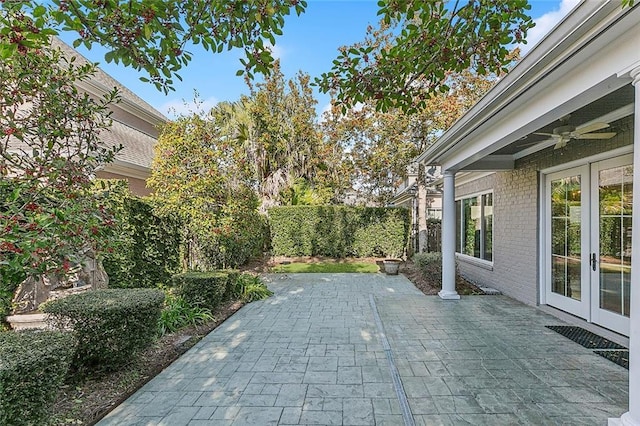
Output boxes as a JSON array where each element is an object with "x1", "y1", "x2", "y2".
[
  {"x1": 493, "y1": 85, "x2": 634, "y2": 156},
  {"x1": 460, "y1": 84, "x2": 635, "y2": 171}
]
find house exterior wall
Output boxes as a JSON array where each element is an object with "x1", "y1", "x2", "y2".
[
  {"x1": 455, "y1": 116, "x2": 634, "y2": 307},
  {"x1": 96, "y1": 171, "x2": 151, "y2": 197}
]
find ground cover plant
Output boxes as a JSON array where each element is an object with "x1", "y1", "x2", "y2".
[
  {"x1": 232, "y1": 273, "x2": 274, "y2": 302},
  {"x1": 157, "y1": 289, "x2": 214, "y2": 336},
  {"x1": 271, "y1": 261, "x2": 379, "y2": 273}
]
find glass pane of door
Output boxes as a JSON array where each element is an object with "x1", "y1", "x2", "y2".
[
  {"x1": 550, "y1": 176, "x2": 582, "y2": 300},
  {"x1": 598, "y1": 165, "x2": 632, "y2": 317}
]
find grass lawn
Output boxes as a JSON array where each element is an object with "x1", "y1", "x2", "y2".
[{"x1": 271, "y1": 261, "x2": 380, "y2": 273}]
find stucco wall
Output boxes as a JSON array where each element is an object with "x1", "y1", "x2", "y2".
[
  {"x1": 96, "y1": 171, "x2": 151, "y2": 197},
  {"x1": 454, "y1": 116, "x2": 634, "y2": 306}
]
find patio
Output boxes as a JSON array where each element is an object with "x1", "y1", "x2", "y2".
[{"x1": 98, "y1": 273, "x2": 628, "y2": 425}]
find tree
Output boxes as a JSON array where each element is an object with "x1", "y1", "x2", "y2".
[
  {"x1": 321, "y1": 64, "x2": 502, "y2": 205},
  {"x1": 2, "y1": 1, "x2": 634, "y2": 112},
  {"x1": 316, "y1": 1, "x2": 533, "y2": 113},
  {"x1": 0, "y1": 0, "x2": 307, "y2": 93},
  {"x1": 147, "y1": 116, "x2": 267, "y2": 269},
  {"x1": 210, "y1": 62, "x2": 343, "y2": 209},
  {"x1": 0, "y1": 30, "x2": 119, "y2": 319}
]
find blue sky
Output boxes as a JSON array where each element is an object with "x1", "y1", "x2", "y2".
[{"x1": 60, "y1": 0, "x2": 578, "y2": 119}]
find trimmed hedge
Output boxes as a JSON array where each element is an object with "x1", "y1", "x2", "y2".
[
  {"x1": 43, "y1": 288, "x2": 164, "y2": 372},
  {"x1": 268, "y1": 206, "x2": 410, "y2": 258},
  {"x1": 171, "y1": 270, "x2": 239, "y2": 309},
  {"x1": 0, "y1": 330, "x2": 76, "y2": 425},
  {"x1": 101, "y1": 182, "x2": 183, "y2": 288}
]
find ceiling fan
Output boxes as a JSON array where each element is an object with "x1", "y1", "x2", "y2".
[{"x1": 534, "y1": 118, "x2": 617, "y2": 149}]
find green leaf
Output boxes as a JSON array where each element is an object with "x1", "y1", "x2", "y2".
[
  {"x1": 144, "y1": 24, "x2": 152, "y2": 40},
  {"x1": 33, "y1": 5, "x2": 47, "y2": 17}
]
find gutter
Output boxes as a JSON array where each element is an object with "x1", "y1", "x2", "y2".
[{"x1": 100, "y1": 160, "x2": 150, "y2": 180}]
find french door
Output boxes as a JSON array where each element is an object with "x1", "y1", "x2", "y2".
[{"x1": 544, "y1": 155, "x2": 632, "y2": 336}]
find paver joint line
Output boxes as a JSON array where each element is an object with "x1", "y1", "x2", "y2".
[{"x1": 369, "y1": 294, "x2": 416, "y2": 426}]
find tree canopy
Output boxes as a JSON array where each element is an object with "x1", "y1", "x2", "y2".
[
  {"x1": 2, "y1": 0, "x2": 635, "y2": 112},
  {"x1": 0, "y1": 40, "x2": 119, "y2": 317},
  {"x1": 322, "y1": 64, "x2": 500, "y2": 205},
  {"x1": 0, "y1": 0, "x2": 307, "y2": 93},
  {"x1": 317, "y1": 1, "x2": 534, "y2": 113}
]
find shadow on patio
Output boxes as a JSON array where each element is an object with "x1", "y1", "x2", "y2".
[{"x1": 98, "y1": 273, "x2": 628, "y2": 425}]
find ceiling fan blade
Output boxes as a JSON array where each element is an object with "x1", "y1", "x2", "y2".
[
  {"x1": 575, "y1": 132, "x2": 617, "y2": 140},
  {"x1": 533, "y1": 132, "x2": 555, "y2": 137},
  {"x1": 574, "y1": 122, "x2": 610, "y2": 135},
  {"x1": 554, "y1": 137, "x2": 569, "y2": 149}
]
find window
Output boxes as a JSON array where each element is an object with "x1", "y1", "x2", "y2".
[
  {"x1": 455, "y1": 192, "x2": 493, "y2": 261},
  {"x1": 426, "y1": 208, "x2": 442, "y2": 220}
]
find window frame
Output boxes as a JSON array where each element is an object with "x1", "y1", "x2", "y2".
[{"x1": 455, "y1": 190, "x2": 494, "y2": 266}]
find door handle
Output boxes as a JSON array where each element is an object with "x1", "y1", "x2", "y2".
[{"x1": 591, "y1": 253, "x2": 597, "y2": 271}]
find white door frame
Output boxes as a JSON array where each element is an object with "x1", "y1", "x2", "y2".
[
  {"x1": 539, "y1": 147, "x2": 633, "y2": 335},
  {"x1": 589, "y1": 154, "x2": 633, "y2": 336},
  {"x1": 543, "y1": 165, "x2": 591, "y2": 320}
]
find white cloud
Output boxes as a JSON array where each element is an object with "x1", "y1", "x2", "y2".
[
  {"x1": 520, "y1": 0, "x2": 580, "y2": 54},
  {"x1": 317, "y1": 101, "x2": 367, "y2": 123},
  {"x1": 266, "y1": 43, "x2": 286, "y2": 60},
  {"x1": 318, "y1": 102, "x2": 333, "y2": 123},
  {"x1": 160, "y1": 96, "x2": 219, "y2": 119}
]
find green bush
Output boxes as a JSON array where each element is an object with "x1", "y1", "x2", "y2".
[
  {"x1": 268, "y1": 206, "x2": 410, "y2": 258},
  {"x1": 171, "y1": 271, "x2": 238, "y2": 310},
  {"x1": 158, "y1": 289, "x2": 213, "y2": 336},
  {"x1": 0, "y1": 330, "x2": 76, "y2": 426},
  {"x1": 100, "y1": 181, "x2": 183, "y2": 289},
  {"x1": 232, "y1": 274, "x2": 273, "y2": 302},
  {"x1": 412, "y1": 252, "x2": 442, "y2": 284},
  {"x1": 43, "y1": 288, "x2": 164, "y2": 372},
  {"x1": 213, "y1": 196, "x2": 270, "y2": 268}
]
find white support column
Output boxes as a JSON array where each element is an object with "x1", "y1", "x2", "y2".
[
  {"x1": 610, "y1": 67, "x2": 640, "y2": 426},
  {"x1": 439, "y1": 170, "x2": 460, "y2": 300}
]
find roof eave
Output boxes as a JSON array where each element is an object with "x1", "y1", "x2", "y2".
[{"x1": 416, "y1": 1, "x2": 623, "y2": 166}]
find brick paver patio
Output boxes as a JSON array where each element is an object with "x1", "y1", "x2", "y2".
[{"x1": 98, "y1": 273, "x2": 628, "y2": 425}]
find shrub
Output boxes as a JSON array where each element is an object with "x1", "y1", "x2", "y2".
[
  {"x1": 43, "y1": 288, "x2": 164, "y2": 372},
  {"x1": 0, "y1": 330, "x2": 76, "y2": 425},
  {"x1": 412, "y1": 252, "x2": 442, "y2": 284},
  {"x1": 158, "y1": 289, "x2": 213, "y2": 336},
  {"x1": 213, "y1": 196, "x2": 270, "y2": 268},
  {"x1": 171, "y1": 271, "x2": 238, "y2": 310},
  {"x1": 268, "y1": 206, "x2": 410, "y2": 258},
  {"x1": 101, "y1": 182, "x2": 183, "y2": 289},
  {"x1": 232, "y1": 274, "x2": 273, "y2": 302},
  {"x1": 352, "y1": 213, "x2": 408, "y2": 258}
]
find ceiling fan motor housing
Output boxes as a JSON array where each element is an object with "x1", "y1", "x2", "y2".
[{"x1": 554, "y1": 124, "x2": 575, "y2": 135}]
